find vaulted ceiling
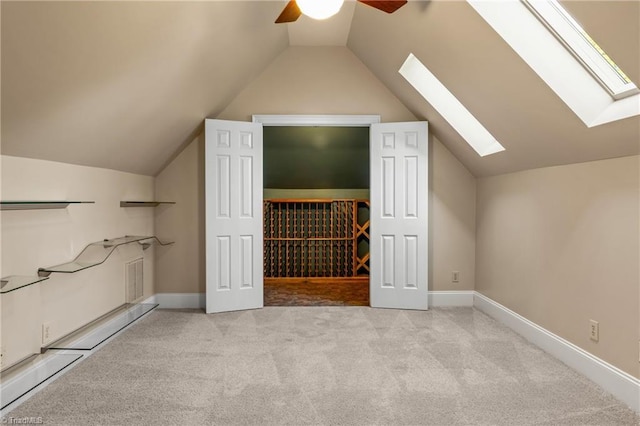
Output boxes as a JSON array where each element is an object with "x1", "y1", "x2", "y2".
[{"x1": 2, "y1": 1, "x2": 638, "y2": 177}]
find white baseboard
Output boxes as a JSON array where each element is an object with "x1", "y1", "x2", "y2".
[
  {"x1": 429, "y1": 291, "x2": 474, "y2": 307},
  {"x1": 473, "y1": 292, "x2": 640, "y2": 413},
  {"x1": 143, "y1": 293, "x2": 205, "y2": 309}
]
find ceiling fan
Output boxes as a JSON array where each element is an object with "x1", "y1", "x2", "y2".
[{"x1": 276, "y1": 0, "x2": 407, "y2": 23}]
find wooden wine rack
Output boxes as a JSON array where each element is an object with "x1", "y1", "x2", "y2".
[
  {"x1": 263, "y1": 199, "x2": 369, "y2": 278},
  {"x1": 355, "y1": 200, "x2": 370, "y2": 276}
]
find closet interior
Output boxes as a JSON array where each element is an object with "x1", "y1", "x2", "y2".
[{"x1": 263, "y1": 125, "x2": 370, "y2": 305}]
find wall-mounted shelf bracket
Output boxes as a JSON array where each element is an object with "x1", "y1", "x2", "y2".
[
  {"x1": 0, "y1": 201, "x2": 94, "y2": 211},
  {"x1": 120, "y1": 201, "x2": 175, "y2": 207}
]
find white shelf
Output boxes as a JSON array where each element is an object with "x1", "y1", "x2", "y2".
[{"x1": 0, "y1": 201, "x2": 94, "y2": 211}]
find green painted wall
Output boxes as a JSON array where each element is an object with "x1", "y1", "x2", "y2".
[
  {"x1": 264, "y1": 126, "x2": 369, "y2": 190},
  {"x1": 263, "y1": 188, "x2": 369, "y2": 199}
]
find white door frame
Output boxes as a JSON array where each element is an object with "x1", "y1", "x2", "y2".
[
  {"x1": 252, "y1": 114, "x2": 380, "y2": 127},
  {"x1": 255, "y1": 115, "x2": 427, "y2": 307},
  {"x1": 253, "y1": 114, "x2": 381, "y2": 301}
]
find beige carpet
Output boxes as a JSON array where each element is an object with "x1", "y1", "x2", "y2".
[{"x1": 7, "y1": 307, "x2": 639, "y2": 425}]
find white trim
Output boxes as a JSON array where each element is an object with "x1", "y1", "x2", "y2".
[
  {"x1": 467, "y1": 0, "x2": 640, "y2": 127},
  {"x1": 473, "y1": 292, "x2": 640, "y2": 412},
  {"x1": 143, "y1": 293, "x2": 205, "y2": 309},
  {"x1": 428, "y1": 291, "x2": 474, "y2": 307},
  {"x1": 0, "y1": 354, "x2": 82, "y2": 417},
  {"x1": 141, "y1": 295, "x2": 157, "y2": 304},
  {"x1": 252, "y1": 114, "x2": 380, "y2": 127},
  {"x1": 522, "y1": 0, "x2": 638, "y2": 100}
]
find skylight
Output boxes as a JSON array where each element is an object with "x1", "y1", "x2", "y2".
[
  {"x1": 523, "y1": 0, "x2": 638, "y2": 100},
  {"x1": 468, "y1": 0, "x2": 640, "y2": 127},
  {"x1": 399, "y1": 53, "x2": 505, "y2": 157}
]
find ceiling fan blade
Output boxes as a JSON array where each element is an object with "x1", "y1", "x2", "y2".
[
  {"x1": 357, "y1": 0, "x2": 408, "y2": 14},
  {"x1": 275, "y1": 0, "x2": 302, "y2": 23}
]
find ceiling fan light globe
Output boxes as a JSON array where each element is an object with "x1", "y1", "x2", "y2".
[{"x1": 297, "y1": 0, "x2": 345, "y2": 20}]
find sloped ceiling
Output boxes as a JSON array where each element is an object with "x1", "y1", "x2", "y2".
[
  {"x1": 348, "y1": 0, "x2": 640, "y2": 176},
  {"x1": 1, "y1": 1, "x2": 288, "y2": 176},
  {"x1": 2, "y1": 1, "x2": 638, "y2": 178}
]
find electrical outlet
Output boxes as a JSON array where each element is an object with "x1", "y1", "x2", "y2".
[
  {"x1": 589, "y1": 320, "x2": 599, "y2": 342},
  {"x1": 452, "y1": 271, "x2": 460, "y2": 283},
  {"x1": 42, "y1": 322, "x2": 51, "y2": 344}
]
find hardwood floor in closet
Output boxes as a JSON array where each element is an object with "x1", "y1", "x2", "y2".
[{"x1": 264, "y1": 278, "x2": 369, "y2": 306}]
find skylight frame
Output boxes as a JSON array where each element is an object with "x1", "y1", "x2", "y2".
[
  {"x1": 399, "y1": 53, "x2": 505, "y2": 157},
  {"x1": 523, "y1": 0, "x2": 639, "y2": 101},
  {"x1": 468, "y1": 0, "x2": 639, "y2": 127}
]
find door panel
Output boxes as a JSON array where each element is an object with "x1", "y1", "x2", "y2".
[
  {"x1": 370, "y1": 122, "x2": 428, "y2": 310},
  {"x1": 205, "y1": 119, "x2": 263, "y2": 313}
]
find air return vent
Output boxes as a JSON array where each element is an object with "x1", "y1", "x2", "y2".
[{"x1": 125, "y1": 258, "x2": 144, "y2": 303}]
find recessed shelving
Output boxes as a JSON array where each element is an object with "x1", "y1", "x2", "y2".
[
  {"x1": 0, "y1": 201, "x2": 94, "y2": 211},
  {"x1": 38, "y1": 235, "x2": 174, "y2": 277},
  {"x1": 0, "y1": 275, "x2": 49, "y2": 294},
  {"x1": 120, "y1": 201, "x2": 175, "y2": 207}
]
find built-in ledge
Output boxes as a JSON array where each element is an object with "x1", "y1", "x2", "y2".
[
  {"x1": 120, "y1": 201, "x2": 175, "y2": 207},
  {"x1": 45, "y1": 303, "x2": 158, "y2": 351},
  {"x1": 0, "y1": 276, "x2": 49, "y2": 294},
  {"x1": 0, "y1": 353, "x2": 83, "y2": 410},
  {"x1": 1, "y1": 303, "x2": 158, "y2": 411},
  {"x1": 0, "y1": 201, "x2": 94, "y2": 211}
]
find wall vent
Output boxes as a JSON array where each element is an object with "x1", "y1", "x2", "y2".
[{"x1": 126, "y1": 258, "x2": 144, "y2": 303}]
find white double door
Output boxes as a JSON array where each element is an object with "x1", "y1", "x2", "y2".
[{"x1": 205, "y1": 119, "x2": 428, "y2": 314}]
